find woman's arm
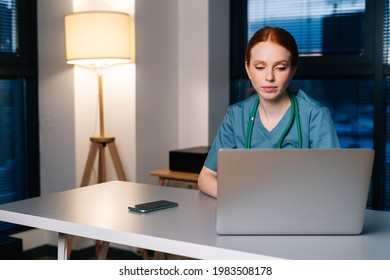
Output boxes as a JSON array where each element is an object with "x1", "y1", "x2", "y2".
[{"x1": 198, "y1": 166, "x2": 218, "y2": 198}]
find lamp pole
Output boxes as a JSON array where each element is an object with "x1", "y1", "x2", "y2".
[{"x1": 97, "y1": 68, "x2": 105, "y2": 137}]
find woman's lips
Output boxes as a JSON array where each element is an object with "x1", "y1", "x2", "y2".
[{"x1": 262, "y1": 86, "x2": 277, "y2": 93}]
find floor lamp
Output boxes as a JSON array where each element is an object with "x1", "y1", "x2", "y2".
[{"x1": 64, "y1": 11, "x2": 133, "y2": 259}]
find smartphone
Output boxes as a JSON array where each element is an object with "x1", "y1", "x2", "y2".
[{"x1": 128, "y1": 200, "x2": 178, "y2": 213}]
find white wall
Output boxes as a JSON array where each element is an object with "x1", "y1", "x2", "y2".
[
  {"x1": 38, "y1": 0, "x2": 75, "y2": 195},
  {"x1": 209, "y1": 0, "x2": 230, "y2": 141},
  {"x1": 134, "y1": 0, "x2": 180, "y2": 184},
  {"x1": 178, "y1": 0, "x2": 209, "y2": 148}
]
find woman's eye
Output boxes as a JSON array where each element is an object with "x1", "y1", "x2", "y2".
[
  {"x1": 276, "y1": 66, "x2": 287, "y2": 71},
  {"x1": 255, "y1": 66, "x2": 265, "y2": 70}
]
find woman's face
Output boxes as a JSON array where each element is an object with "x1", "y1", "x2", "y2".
[{"x1": 245, "y1": 40, "x2": 296, "y2": 102}]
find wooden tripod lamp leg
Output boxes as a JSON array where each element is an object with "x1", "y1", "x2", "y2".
[
  {"x1": 98, "y1": 143, "x2": 106, "y2": 183},
  {"x1": 108, "y1": 142, "x2": 127, "y2": 181},
  {"x1": 80, "y1": 142, "x2": 99, "y2": 187}
]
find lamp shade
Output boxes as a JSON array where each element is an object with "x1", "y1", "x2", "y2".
[{"x1": 65, "y1": 11, "x2": 132, "y2": 67}]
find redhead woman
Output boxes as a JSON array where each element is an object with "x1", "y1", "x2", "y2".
[{"x1": 198, "y1": 26, "x2": 340, "y2": 198}]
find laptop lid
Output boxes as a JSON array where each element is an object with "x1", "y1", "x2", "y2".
[{"x1": 216, "y1": 149, "x2": 374, "y2": 235}]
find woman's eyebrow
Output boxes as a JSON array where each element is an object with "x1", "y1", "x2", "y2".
[{"x1": 252, "y1": 60, "x2": 290, "y2": 65}]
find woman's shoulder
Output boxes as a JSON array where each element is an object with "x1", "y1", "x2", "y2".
[{"x1": 295, "y1": 89, "x2": 326, "y2": 111}]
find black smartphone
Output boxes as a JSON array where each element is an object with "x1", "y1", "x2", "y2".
[{"x1": 128, "y1": 200, "x2": 178, "y2": 213}]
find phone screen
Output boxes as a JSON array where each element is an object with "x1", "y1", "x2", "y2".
[{"x1": 128, "y1": 200, "x2": 178, "y2": 213}]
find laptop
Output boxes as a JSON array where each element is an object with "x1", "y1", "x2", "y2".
[{"x1": 216, "y1": 148, "x2": 375, "y2": 235}]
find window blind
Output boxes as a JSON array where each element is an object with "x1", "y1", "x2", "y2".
[
  {"x1": 386, "y1": 81, "x2": 390, "y2": 211},
  {"x1": 247, "y1": 0, "x2": 365, "y2": 55},
  {"x1": 0, "y1": 0, "x2": 18, "y2": 54},
  {"x1": 0, "y1": 79, "x2": 26, "y2": 231},
  {"x1": 384, "y1": 1, "x2": 390, "y2": 210},
  {"x1": 384, "y1": 0, "x2": 390, "y2": 65}
]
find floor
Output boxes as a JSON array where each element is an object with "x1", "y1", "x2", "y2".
[{"x1": 33, "y1": 246, "x2": 193, "y2": 260}]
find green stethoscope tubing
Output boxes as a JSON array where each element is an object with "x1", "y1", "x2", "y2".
[{"x1": 244, "y1": 92, "x2": 302, "y2": 149}]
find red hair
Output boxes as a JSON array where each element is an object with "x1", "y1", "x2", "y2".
[{"x1": 245, "y1": 26, "x2": 299, "y2": 66}]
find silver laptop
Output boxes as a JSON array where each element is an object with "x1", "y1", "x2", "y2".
[{"x1": 216, "y1": 149, "x2": 374, "y2": 235}]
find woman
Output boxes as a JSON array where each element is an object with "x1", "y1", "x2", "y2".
[{"x1": 198, "y1": 26, "x2": 340, "y2": 198}]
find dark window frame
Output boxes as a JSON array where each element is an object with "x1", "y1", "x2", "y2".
[{"x1": 0, "y1": 0, "x2": 40, "y2": 233}]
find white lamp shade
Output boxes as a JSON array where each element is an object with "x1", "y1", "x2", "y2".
[{"x1": 65, "y1": 11, "x2": 133, "y2": 67}]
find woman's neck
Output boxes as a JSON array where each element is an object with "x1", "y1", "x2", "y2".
[{"x1": 258, "y1": 93, "x2": 291, "y2": 131}]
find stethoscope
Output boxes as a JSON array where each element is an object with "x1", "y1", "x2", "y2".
[{"x1": 244, "y1": 92, "x2": 302, "y2": 149}]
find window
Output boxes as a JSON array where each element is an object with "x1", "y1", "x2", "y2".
[
  {"x1": 0, "y1": 0, "x2": 18, "y2": 54},
  {"x1": 384, "y1": 0, "x2": 390, "y2": 212},
  {"x1": 0, "y1": 0, "x2": 39, "y2": 231},
  {"x1": 247, "y1": 0, "x2": 365, "y2": 55},
  {"x1": 230, "y1": 0, "x2": 388, "y2": 210}
]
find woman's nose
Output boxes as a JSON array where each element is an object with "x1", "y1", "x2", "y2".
[{"x1": 265, "y1": 70, "x2": 275, "y2": 82}]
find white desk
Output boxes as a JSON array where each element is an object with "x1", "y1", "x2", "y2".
[{"x1": 0, "y1": 181, "x2": 389, "y2": 260}]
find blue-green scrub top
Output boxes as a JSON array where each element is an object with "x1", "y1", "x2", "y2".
[{"x1": 204, "y1": 90, "x2": 340, "y2": 171}]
